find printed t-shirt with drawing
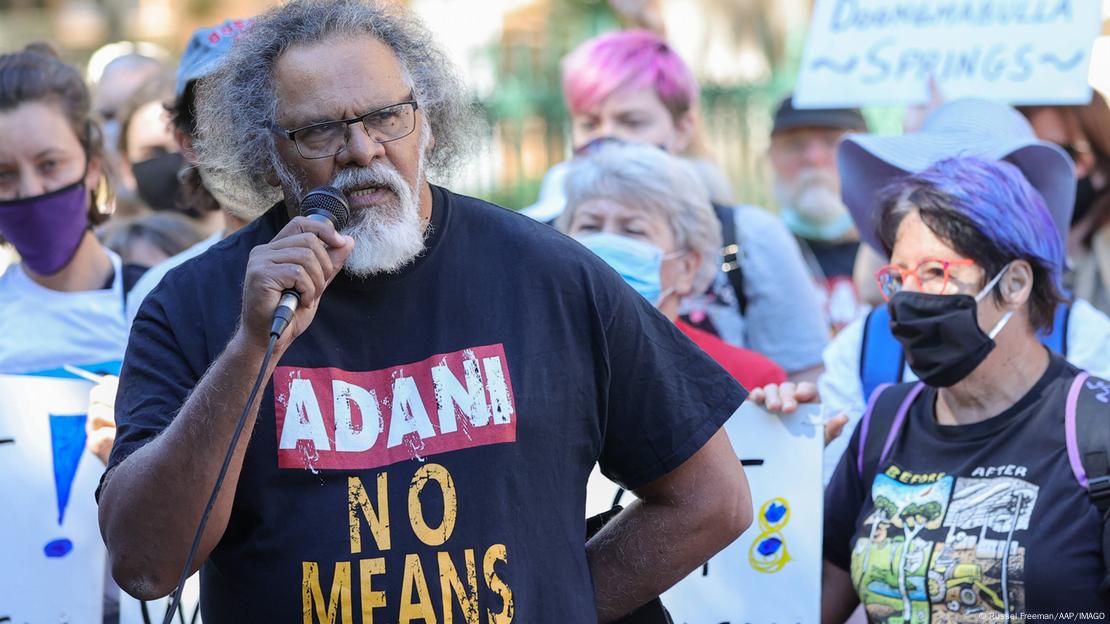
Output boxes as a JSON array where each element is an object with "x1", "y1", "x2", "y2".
[
  {"x1": 103, "y1": 185, "x2": 746, "y2": 622},
  {"x1": 824, "y1": 354, "x2": 1110, "y2": 619}
]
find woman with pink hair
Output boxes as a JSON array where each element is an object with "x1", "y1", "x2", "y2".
[{"x1": 526, "y1": 29, "x2": 830, "y2": 382}]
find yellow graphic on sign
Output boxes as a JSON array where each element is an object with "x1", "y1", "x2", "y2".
[{"x1": 748, "y1": 497, "x2": 791, "y2": 574}]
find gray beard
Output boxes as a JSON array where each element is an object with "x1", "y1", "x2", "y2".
[
  {"x1": 773, "y1": 167, "x2": 848, "y2": 225},
  {"x1": 333, "y1": 160, "x2": 428, "y2": 278},
  {"x1": 275, "y1": 141, "x2": 430, "y2": 278}
]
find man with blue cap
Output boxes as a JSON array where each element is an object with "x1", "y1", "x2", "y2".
[
  {"x1": 95, "y1": 19, "x2": 257, "y2": 624},
  {"x1": 124, "y1": 18, "x2": 263, "y2": 325}
]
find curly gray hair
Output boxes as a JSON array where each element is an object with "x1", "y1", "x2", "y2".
[
  {"x1": 559, "y1": 143, "x2": 723, "y2": 292},
  {"x1": 194, "y1": 0, "x2": 477, "y2": 211}
]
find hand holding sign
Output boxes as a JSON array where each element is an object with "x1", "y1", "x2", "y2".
[
  {"x1": 750, "y1": 382, "x2": 849, "y2": 445},
  {"x1": 85, "y1": 374, "x2": 118, "y2": 466}
]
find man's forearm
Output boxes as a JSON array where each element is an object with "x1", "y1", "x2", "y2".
[
  {"x1": 99, "y1": 333, "x2": 276, "y2": 600},
  {"x1": 587, "y1": 491, "x2": 749, "y2": 620},
  {"x1": 587, "y1": 429, "x2": 752, "y2": 621}
]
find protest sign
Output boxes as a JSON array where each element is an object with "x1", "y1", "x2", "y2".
[
  {"x1": 0, "y1": 374, "x2": 106, "y2": 623},
  {"x1": 793, "y1": 0, "x2": 1101, "y2": 108},
  {"x1": 586, "y1": 402, "x2": 825, "y2": 623}
]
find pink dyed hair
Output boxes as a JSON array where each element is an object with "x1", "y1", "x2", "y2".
[{"x1": 561, "y1": 30, "x2": 698, "y2": 120}]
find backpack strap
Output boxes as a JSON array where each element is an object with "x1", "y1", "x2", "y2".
[
  {"x1": 1037, "y1": 301, "x2": 1071, "y2": 356},
  {"x1": 1067, "y1": 372, "x2": 1110, "y2": 509},
  {"x1": 859, "y1": 305, "x2": 905, "y2": 402},
  {"x1": 1065, "y1": 371, "x2": 1110, "y2": 597},
  {"x1": 712, "y1": 202, "x2": 748, "y2": 316},
  {"x1": 856, "y1": 382, "x2": 925, "y2": 485}
]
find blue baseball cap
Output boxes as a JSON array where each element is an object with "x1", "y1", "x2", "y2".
[{"x1": 175, "y1": 18, "x2": 251, "y2": 99}]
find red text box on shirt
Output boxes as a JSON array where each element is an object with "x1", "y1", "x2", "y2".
[{"x1": 273, "y1": 343, "x2": 517, "y2": 470}]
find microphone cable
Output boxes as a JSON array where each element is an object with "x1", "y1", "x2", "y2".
[
  {"x1": 158, "y1": 187, "x2": 348, "y2": 623},
  {"x1": 161, "y1": 332, "x2": 278, "y2": 624}
]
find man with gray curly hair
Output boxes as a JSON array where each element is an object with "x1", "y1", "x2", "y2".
[{"x1": 97, "y1": 0, "x2": 752, "y2": 621}]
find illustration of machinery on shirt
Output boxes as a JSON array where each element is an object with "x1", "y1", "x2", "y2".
[{"x1": 850, "y1": 468, "x2": 1039, "y2": 623}]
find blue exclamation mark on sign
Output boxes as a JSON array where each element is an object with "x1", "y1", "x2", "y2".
[{"x1": 44, "y1": 413, "x2": 87, "y2": 558}]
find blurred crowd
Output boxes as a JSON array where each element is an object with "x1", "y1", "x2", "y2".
[{"x1": 2, "y1": 0, "x2": 1110, "y2": 622}]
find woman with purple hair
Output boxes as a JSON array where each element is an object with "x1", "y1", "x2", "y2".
[
  {"x1": 789, "y1": 156, "x2": 1110, "y2": 618},
  {"x1": 525, "y1": 29, "x2": 829, "y2": 382}
]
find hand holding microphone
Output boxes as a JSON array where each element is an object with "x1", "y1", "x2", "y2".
[
  {"x1": 161, "y1": 187, "x2": 353, "y2": 624},
  {"x1": 239, "y1": 186, "x2": 354, "y2": 353}
]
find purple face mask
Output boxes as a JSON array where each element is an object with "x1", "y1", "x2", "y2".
[{"x1": 0, "y1": 179, "x2": 89, "y2": 275}]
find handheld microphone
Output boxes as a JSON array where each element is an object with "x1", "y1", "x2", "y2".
[{"x1": 269, "y1": 186, "x2": 351, "y2": 337}]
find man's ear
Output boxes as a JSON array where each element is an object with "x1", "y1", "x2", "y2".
[
  {"x1": 263, "y1": 152, "x2": 283, "y2": 188},
  {"x1": 422, "y1": 118, "x2": 436, "y2": 157},
  {"x1": 175, "y1": 128, "x2": 198, "y2": 166}
]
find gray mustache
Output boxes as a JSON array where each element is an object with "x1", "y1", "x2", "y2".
[{"x1": 331, "y1": 166, "x2": 403, "y2": 195}]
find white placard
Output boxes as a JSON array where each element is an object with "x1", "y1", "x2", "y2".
[
  {"x1": 0, "y1": 374, "x2": 106, "y2": 623},
  {"x1": 587, "y1": 402, "x2": 824, "y2": 623},
  {"x1": 794, "y1": 0, "x2": 1101, "y2": 108}
]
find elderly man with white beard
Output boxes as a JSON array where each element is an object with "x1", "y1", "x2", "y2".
[
  {"x1": 95, "y1": 1, "x2": 753, "y2": 622},
  {"x1": 769, "y1": 96, "x2": 870, "y2": 333}
]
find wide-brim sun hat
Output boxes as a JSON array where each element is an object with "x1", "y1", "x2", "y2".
[{"x1": 839, "y1": 98, "x2": 1075, "y2": 254}]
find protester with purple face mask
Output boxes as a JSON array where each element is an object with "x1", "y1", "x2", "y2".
[
  {"x1": 0, "y1": 41, "x2": 140, "y2": 624},
  {"x1": 0, "y1": 43, "x2": 131, "y2": 376}
]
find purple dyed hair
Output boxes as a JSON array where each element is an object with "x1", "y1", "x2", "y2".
[
  {"x1": 877, "y1": 156, "x2": 1067, "y2": 331},
  {"x1": 561, "y1": 30, "x2": 698, "y2": 120}
]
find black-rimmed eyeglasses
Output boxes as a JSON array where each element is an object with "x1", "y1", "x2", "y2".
[{"x1": 270, "y1": 98, "x2": 420, "y2": 160}]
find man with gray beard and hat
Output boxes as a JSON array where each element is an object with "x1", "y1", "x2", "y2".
[
  {"x1": 769, "y1": 95, "x2": 870, "y2": 334},
  {"x1": 95, "y1": 1, "x2": 752, "y2": 622}
]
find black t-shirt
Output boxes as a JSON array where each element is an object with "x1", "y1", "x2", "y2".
[
  {"x1": 105, "y1": 185, "x2": 746, "y2": 622},
  {"x1": 825, "y1": 354, "x2": 1110, "y2": 618},
  {"x1": 799, "y1": 238, "x2": 859, "y2": 281}
]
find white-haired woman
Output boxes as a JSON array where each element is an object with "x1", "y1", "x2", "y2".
[{"x1": 559, "y1": 143, "x2": 786, "y2": 389}]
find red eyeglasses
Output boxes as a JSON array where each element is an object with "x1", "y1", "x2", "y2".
[{"x1": 875, "y1": 258, "x2": 976, "y2": 301}]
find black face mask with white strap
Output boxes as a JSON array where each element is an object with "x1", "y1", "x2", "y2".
[{"x1": 888, "y1": 263, "x2": 1014, "y2": 388}]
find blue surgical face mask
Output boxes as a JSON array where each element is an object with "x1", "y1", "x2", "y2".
[
  {"x1": 577, "y1": 232, "x2": 683, "y2": 306},
  {"x1": 781, "y1": 205, "x2": 855, "y2": 242}
]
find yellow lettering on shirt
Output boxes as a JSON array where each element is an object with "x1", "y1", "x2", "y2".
[
  {"x1": 409, "y1": 464, "x2": 458, "y2": 547},
  {"x1": 439, "y1": 549, "x2": 479, "y2": 624},
  {"x1": 483, "y1": 544, "x2": 514, "y2": 623},
  {"x1": 349, "y1": 474, "x2": 391, "y2": 554},
  {"x1": 302, "y1": 561, "x2": 352, "y2": 624},
  {"x1": 358, "y1": 557, "x2": 387, "y2": 622},
  {"x1": 399, "y1": 553, "x2": 437, "y2": 623}
]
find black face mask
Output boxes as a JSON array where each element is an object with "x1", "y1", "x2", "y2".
[
  {"x1": 1073, "y1": 175, "x2": 1104, "y2": 226},
  {"x1": 888, "y1": 265, "x2": 1014, "y2": 388},
  {"x1": 132, "y1": 151, "x2": 185, "y2": 213}
]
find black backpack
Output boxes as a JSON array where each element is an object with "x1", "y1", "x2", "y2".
[
  {"x1": 712, "y1": 202, "x2": 747, "y2": 316},
  {"x1": 855, "y1": 374, "x2": 1110, "y2": 596}
]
